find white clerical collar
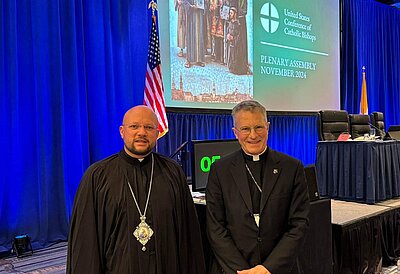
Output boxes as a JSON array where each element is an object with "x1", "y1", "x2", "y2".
[
  {"x1": 243, "y1": 147, "x2": 267, "y2": 161},
  {"x1": 138, "y1": 152, "x2": 152, "y2": 162}
]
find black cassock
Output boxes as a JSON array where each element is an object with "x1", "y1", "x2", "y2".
[{"x1": 67, "y1": 150, "x2": 206, "y2": 274}]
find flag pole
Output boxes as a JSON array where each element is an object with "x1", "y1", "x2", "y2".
[
  {"x1": 144, "y1": 0, "x2": 169, "y2": 142},
  {"x1": 148, "y1": 0, "x2": 157, "y2": 19},
  {"x1": 149, "y1": 0, "x2": 158, "y2": 154}
]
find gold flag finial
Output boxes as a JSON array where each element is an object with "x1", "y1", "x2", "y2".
[{"x1": 148, "y1": 0, "x2": 158, "y2": 17}]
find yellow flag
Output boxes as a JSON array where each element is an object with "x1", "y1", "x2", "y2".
[{"x1": 360, "y1": 67, "x2": 368, "y2": 115}]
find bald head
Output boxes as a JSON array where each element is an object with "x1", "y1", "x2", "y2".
[
  {"x1": 122, "y1": 105, "x2": 159, "y2": 127},
  {"x1": 119, "y1": 105, "x2": 159, "y2": 158}
]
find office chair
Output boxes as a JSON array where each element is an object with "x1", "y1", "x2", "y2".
[
  {"x1": 370, "y1": 112, "x2": 385, "y2": 138},
  {"x1": 349, "y1": 114, "x2": 371, "y2": 139},
  {"x1": 318, "y1": 110, "x2": 350, "y2": 141}
]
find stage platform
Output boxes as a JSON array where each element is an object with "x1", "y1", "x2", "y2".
[
  {"x1": 0, "y1": 199, "x2": 399, "y2": 274},
  {"x1": 332, "y1": 199, "x2": 393, "y2": 225},
  {"x1": 331, "y1": 198, "x2": 400, "y2": 274}
]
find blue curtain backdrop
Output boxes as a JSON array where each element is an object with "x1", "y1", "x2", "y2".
[
  {"x1": 341, "y1": 0, "x2": 400, "y2": 127},
  {"x1": 1, "y1": 0, "x2": 399, "y2": 251},
  {"x1": 0, "y1": 0, "x2": 150, "y2": 251},
  {"x1": 157, "y1": 112, "x2": 318, "y2": 177}
]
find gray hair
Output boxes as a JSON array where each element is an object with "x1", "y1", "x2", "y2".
[{"x1": 232, "y1": 100, "x2": 267, "y2": 125}]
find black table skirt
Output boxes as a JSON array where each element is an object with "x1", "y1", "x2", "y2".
[{"x1": 316, "y1": 140, "x2": 400, "y2": 203}]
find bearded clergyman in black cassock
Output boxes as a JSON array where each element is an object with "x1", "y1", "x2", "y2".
[{"x1": 67, "y1": 105, "x2": 206, "y2": 274}]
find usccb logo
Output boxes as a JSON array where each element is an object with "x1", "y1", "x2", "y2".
[{"x1": 260, "y1": 3, "x2": 279, "y2": 33}]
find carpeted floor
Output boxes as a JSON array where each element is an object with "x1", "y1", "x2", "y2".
[
  {"x1": 1, "y1": 241, "x2": 396, "y2": 273},
  {"x1": 0, "y1": 242, "x2": 66, "y2": 273}
]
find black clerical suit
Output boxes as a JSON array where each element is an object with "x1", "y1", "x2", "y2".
[
  {"x1": 67, "y1": 150, "x2": 206, "y2": 274},
  {"x1": 206, "y1": 148, "x2": 310, "y2": 274}
]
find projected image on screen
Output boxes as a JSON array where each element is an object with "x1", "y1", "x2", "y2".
[
  {"x1": 169, "y1": 0, "x2": 254, "y2": 104},
  {"x1": 161, "y1": 0, "x2": 339, "y2": 111},
  {"x1": 253, "y1": 1, "x2": 340, "y2": 111}
]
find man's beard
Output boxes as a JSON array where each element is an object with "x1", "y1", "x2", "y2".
[{"x1": 126, "y1": 144, "x2": 153, "y2": 156}]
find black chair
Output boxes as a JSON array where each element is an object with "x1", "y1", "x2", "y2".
[
  {"x1": 370, "y1": 112, "x2": 385, "y2": 138},
  {"x1": 318, "y1": 110, "x2": 350, "y2": 141},
  {"x1": 349, "y1": 114, "x2": 371, "y2": 139}
]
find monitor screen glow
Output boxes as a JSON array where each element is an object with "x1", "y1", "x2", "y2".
[{"x1": 191, "y1": 139, "x2": 241, "y2": 192}]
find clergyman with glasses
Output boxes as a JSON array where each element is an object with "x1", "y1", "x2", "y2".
[
  {"x1": 67, "y1": 105, "x2": 206, "y2": 274},
  {"x1": 206, "y1": 100, "x2": 310, "y2": 274}
]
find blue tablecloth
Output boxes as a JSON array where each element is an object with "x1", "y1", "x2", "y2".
[{"x1": 316, "y1": 140, "x2": 400, "y2": 203}]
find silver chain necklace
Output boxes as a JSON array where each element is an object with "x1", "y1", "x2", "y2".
[
  {"x1": 245, "y1": 164, "x2": 262, "y2": 192},
  {"x1": 245, "y1": 163, "x2": 262, "y2": 227},
  {"x1": 126, "y1": 154, "x2": 154, "y2": 251}
]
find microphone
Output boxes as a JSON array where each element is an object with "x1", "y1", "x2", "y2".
[{"x1": 368, "y1": 123, "x2": 387, "y2": 139}]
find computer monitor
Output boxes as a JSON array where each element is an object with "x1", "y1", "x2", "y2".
[{"x1": 191, "y1": 139, "x2": 240, "y2": 192}]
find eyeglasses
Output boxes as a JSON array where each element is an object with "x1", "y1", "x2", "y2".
[
  {"x1": 235, "y1": 125, "x2": 268, "y2": 135},
  {"x1": 125, "y1": 124, "x2": 158, "y2": 132}
]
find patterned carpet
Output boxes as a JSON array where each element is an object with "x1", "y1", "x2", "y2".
[
  {"x1": 0, "y1": 242, "x2": 66, "y2": 273},
  {"x1": 0, "y1": 241, "x2": 397, "y2": 273}
]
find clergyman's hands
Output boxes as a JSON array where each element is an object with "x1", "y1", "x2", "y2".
[{"x1": 237, "y1": 265, "x2": 271, "y2": 274}]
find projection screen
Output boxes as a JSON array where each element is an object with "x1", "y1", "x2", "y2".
[{"x1": 158, "y1": 0, "x2": 340, "y2": 111}]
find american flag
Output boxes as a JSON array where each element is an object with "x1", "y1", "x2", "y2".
[{"x1": 144, "y1": 13, "x2": 168, "y2": 138}]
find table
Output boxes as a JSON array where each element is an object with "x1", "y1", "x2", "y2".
[{"x1": 316, "y1": 140, "x2": 400, "y2": 203}]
